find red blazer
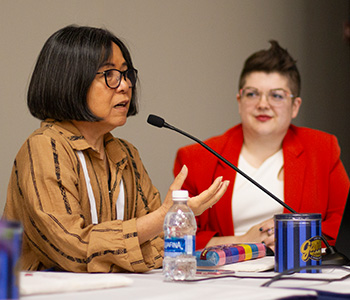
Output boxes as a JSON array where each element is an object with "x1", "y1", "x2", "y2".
[{"x1": 174, "y1": 124, "x2": 350, "y2": 250}]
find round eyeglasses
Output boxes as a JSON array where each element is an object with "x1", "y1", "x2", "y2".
[
  {"x1": 96, "y1": 68, "x2": 138, "y2": 89},
  {"x1": 240, "y1": 87, "x2": 294, "y2": 105}
]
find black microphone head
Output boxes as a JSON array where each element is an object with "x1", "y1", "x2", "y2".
[{"x1": 147, "y1": 114, "x2": 165, "y2": 128}]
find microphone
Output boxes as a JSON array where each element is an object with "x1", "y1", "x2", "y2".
[
  {"x1": 147, "y1": 114, "x2": 296, "y2": 212},
  {"x1": 147, "y1": 114, "x2": 349, "y2": 266}
]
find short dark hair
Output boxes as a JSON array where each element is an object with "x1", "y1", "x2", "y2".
[
  {"x1": 238, "y1": 40, "x2": 301, "y2": 97},
  {"x1": 28, "y1": 25, "x2": 138, "y2": 121}
]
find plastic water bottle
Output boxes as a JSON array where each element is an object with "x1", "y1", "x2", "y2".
[{"x1": 163, "y1": 190, "x2": 197, "y2": 281}]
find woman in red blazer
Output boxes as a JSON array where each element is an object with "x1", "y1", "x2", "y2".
[{"x1": 174, "y1": 41, "x2": 349, "y2": 250}]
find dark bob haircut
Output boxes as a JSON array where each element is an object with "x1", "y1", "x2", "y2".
[
  {"x1": 28, "y1": 25, "x2": 138, "y2": 121},
  {"x1": 238, "y1": 40, "x2": 301, "y2": 97}
]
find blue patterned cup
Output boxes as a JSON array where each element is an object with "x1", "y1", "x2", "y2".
[
  {"x1": 0, "y1": 220, "x2": 23, "y2": 299},
  {"x1": 274, "y1": 213, "x2": 322, "y2": 273}
]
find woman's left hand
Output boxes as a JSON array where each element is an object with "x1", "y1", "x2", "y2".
[
  {"x1": 162, "y1": 165, "x2": 229, "y2": 216},
  {"x1": 187, "y1": 176, "x2": 229, "y2": 216},
  {"x1": 258, "y1": 218, "x2": 275, "y2": 251}
]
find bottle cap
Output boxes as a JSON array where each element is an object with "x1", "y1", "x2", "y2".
[{"x1": 172, "y1": 190, "x2": 189, "y2": 200}]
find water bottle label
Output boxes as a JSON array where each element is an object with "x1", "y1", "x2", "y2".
[
  {"x1": 184, "y1": 235, "x2": 195, "y2": 255},
  {"x1": 164, "y1": 236, "x2": 195, "y2": 257}
]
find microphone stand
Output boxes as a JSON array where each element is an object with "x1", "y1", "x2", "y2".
[
  {"x1": 163, "y1": 121, "x2": 297, "y2": 214},
  {"x1": 148, "y1": 114, "x2": 349, "y2": 266}
]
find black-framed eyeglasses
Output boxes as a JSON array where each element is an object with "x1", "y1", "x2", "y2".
[{"x1": 96, "y1": 68, "x2": 138, "y2": 89}]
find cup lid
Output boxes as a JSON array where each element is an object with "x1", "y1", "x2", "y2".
[{"x1": 274, "y1": 213, "x2": 322, "y2": 221}]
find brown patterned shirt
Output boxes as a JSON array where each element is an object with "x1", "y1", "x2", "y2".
[{"x1": 3, "y1": 119, "x2": 163, "y2": 273}]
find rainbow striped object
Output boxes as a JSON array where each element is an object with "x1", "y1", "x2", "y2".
[{"x1": 195, "y1": 243, "x2": 266, "y2": 267}]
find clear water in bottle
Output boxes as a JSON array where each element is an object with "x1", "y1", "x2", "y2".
[{"x1": 163, "y1": 190, "x2": 197, "y2": 281}]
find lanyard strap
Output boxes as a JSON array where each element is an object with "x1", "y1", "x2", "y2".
[{"x1": 77, "y1": 151, "x2": 98, "y2": 224}]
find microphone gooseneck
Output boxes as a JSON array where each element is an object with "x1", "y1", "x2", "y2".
[
  {"x1": 147, "y1": 114, "x2": 297, "y2": 214},
  {"x1": 147, "y1": 114, "x2": 349, "y2": 266}
]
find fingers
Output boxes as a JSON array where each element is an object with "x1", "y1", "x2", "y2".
[
  {"x1": 166, "y1": 167, "x2": 230, "y2": 216},
  {"x1": 260, "y1": 225, "x2": 274, "y2": 234},
  {"x1": 259, "y1": 218, "x2": 274, "y2": 236},
  {"x1": 259, "y1": 220, "x2": 275, "y2": 249},
  {"x1": 200, "y1": 176, "x2": 226, "y2": 202},
  {"x1": 199, "y1": 176, "x2": 223, "y2": 201},
  {"x1": 206, "y1": 178, "x2": 230, "y2": 208},
  {"x1": 166, "y1": 165, "x2": 188, "y2": 199},
  {"x1": 262, "y1": 235, "x2": 275, "y2": 251},
  {"x1": 260, "y1": 226, "x2": 274, "y2": 237},
  {"x1": 267, "y1": 227, "x2": 274, "y2": 236},
  {"x1": 170, "y1": 165, "x2": 188, "y2": 191},
  {"x1": 188, "y1": 177, "x2": 230, "y2": 216},
  {"x1": 162, "y1": 165, "x2": 188, "y2": 212},
  {"x1": 244, "y1": 221, "x2": 275, "y2": 250}
]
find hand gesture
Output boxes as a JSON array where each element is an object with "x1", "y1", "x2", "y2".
[{"x1": 162, "y1": 165, "x2": 229, "y2": 216}]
